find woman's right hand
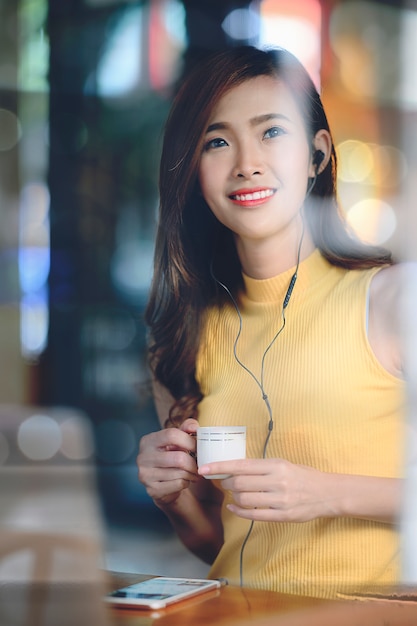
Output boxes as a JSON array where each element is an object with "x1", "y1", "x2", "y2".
[{"x1": 137, "y1": 418, "x2": 199, "y2": 507}]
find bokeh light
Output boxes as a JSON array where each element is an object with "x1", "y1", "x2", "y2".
[
  {"x1": 148, "y1": 0, "x2": 186, "y2": 90},
  {"x1": 400, "y1": 7, "x2": 417, "y2": 109},
  {"x1": 222, "y1": 7, "x2": 260, "y2": 42},
  {"x1": 96, "y1": 6, "x2": 143, "y2": 97},
  {"x1": 330, "y1": 1, "x2": 402, "y2": 105},
  {"x1": 20, "y1": 292, "x2": 49, "y2": 356},
  {"x1": 331, "y1": 34, "x2": 375, "y2": 100},
  {"x1": 18, "y1": 0, "x2": 49, "y2": 92},
  {"x1": 111, "y1": 240, "x2": 154, "y2": 300},
  {"x1": 338, "y1": 140, "x2": 374, "y2": 183},
  {"x1": 0, "y1": 108, "x2": 22, "y2": 151},
  {"x1": 346, "y1": 198, "x2": 397, "y2": 245},
  {"x1": 337, "y1": 140, "x2": 407, "y2": 189},
  {"x1": 60, "y1": 415, "x2": 95, "y2": 461},
  {"x1": 19, "y1": 183, "x2": 50, "y2": 247},
  {"x1": 370, "y1": 144, "x2": 408, "y2": 189},
  {"x1": 259, "y1": 0, "x2": 322, "y2": 89},
  {"x1": 19, "y1": 181, "x2": 50, "y2": 359},
  {"x1": 17, "y1": 414, "x2": 62, "y2": 461}
]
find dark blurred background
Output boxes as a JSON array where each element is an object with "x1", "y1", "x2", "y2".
[{"x1": 0, "y1": 0, "x2": 415, "y2": 575}]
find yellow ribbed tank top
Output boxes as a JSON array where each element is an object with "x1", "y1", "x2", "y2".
[{"x1": 195, "y1": 249, "x2": 405, "y2": 599}]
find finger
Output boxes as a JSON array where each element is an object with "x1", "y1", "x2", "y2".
[
  {"x1": 229, "y1": 490, "x2": 283, "y2": 509},
  {"x1": 138, "y1": 465, "x2": 198, "y2": 497},
  {"x1": 179, "y1": 418, "x2": 199, "y2": 434},
  {"x1": 198, "y1": 458, "x2": 265, "y2": 478},
  {"x1": 141, "y1": 428, "x2": 196, "y2": 454},
  {"x1": 154, "y1": 449, "x2": 198, "y2": 473},
  {"x1": 148, "y1": 478, "x2": 193, "y2": 502},
  {"x1": 222, "y1": 474, "x2": 275, "y2": 492},
  {"x1": 163, "y1": 429, "x2": 196, "y2": 453},
  {"x1": 138, "y1": 449, "x2": 198, "y2": 480},
  {"x1": 226, "y1": 504, "x2": 282, "y2": 522},
  {"x1": 148, "y1": 466, "x2": 198, "y2": 484}
]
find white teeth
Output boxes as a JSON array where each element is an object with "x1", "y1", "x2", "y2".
[{"x1": 233, "y1": 189, "x2": 274, "y2": 201}]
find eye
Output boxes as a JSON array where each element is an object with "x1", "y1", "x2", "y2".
[
  {"x1": 203, "y1": 137, "x2": 229, "y2": 151},
  {"x1": 264, "y1": 126, "x2": 286, "y2": 140}
]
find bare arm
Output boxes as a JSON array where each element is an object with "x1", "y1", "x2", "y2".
[
  {"x1": 137, "y1": 381, "x2": 224, "y2": 563},
  {"x1": 368, "y1": 263, "x2": 405, "y2": 379}
]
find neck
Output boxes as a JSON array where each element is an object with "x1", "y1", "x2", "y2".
[{"x1": 235, "y1": 228, "x2": 316, "y2": 280}]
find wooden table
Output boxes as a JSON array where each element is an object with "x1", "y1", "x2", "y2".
[
  {"x1": 106, "y1": 572, "x2": 417, "y2": 626},
  {"x1": 2, "y1": 572, "x2": 417, "y2": 626}
]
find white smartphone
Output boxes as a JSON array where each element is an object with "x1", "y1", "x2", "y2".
[{"x1": 105, "y1": 576, "x2": 222, "y2": 609}]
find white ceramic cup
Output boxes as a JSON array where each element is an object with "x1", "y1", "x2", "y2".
[{"x1": 196, "y1": 426, "x2": 246, "y2": 479}]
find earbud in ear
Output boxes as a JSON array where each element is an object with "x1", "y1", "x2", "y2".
[{"x1": 312, "y1": 149, "x2": 325, "y2": 170}]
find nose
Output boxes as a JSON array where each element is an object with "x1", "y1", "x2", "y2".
[{"x1": 232, "y1": 141, "x2": 264, "y2": 179}]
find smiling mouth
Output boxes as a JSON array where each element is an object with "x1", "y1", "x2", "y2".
[{"x1": 229, "y1": 188, "x2": 276, "y2": 203}]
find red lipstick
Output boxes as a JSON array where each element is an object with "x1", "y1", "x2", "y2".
[{"x1": 229, "y1": 187, "x2": 276, "y2": 207}]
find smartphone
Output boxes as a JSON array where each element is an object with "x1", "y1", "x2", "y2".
[{"x1": 105, "y1": 576, "x2": 222, "y2": 609}]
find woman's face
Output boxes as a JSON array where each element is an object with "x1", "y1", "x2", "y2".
[{"x1": 198, "y1": 75, "x2": 317, "y2": 260}]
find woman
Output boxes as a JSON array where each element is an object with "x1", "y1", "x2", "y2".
[{"x1": 137, "y1": 46, "x2": 406, "y2": 599}]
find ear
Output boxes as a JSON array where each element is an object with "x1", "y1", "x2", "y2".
[{"x1": 309, "y1": 130, "x2": 332, "y2": 177}]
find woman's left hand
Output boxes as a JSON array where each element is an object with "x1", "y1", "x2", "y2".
[
  {"x1": 198, "y1": 458, "x2": 402, "y2": 523},
  {"x1": 198, "y1": 457, "x2": 337, "y2": 522}
]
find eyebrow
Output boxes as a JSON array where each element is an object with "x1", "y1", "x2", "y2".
[{"x1": 205, "y1": 113, "x2": 291, "y2": 134}]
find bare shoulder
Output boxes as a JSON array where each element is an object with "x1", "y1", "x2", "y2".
[
  {"x1": 370, "y1": 261, "x2": 416, "y2": 310},
  {"x1": 368, "y1": 262, "x2": 412, "y2": 378},
  {"x1": 370, "y1": 263, "x2": 403, "y2": 301}
]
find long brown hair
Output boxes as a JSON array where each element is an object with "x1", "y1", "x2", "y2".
[{"x1": 145, "y1": 46, "x2": 392, "y2": 425}]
